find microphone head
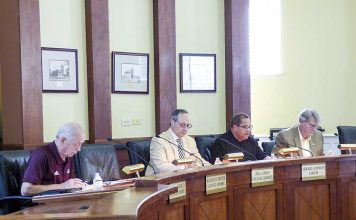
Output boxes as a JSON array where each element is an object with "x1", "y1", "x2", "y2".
[
  {"x1": 107, "y1": 137, "x2": 113, "y2": 141},
  {"x1": 316, "y1": 126, "x2": 325, "y2": 132}
]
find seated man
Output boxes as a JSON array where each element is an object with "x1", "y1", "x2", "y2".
[
  {"x1": 273, "y1": 108, "x2": 324, "y2": 157},
  {"x1": 21, "y1": 122, "x2": 87, "y2": 196},
  {"x1": 145, "y1": 109, "x2": 210, "y2": 176},
  {"x1": 211, "y1": 113, "x2": 269, "y2": 163}
]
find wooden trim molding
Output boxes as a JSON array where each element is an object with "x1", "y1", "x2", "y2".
[
  {"x1": 85, "y1": 0, "x2": 112, "y2": 143},
  {"x1": 224, "y1": 0, "x2": 251, "y2": 129},
  {"x1": 153, "y1": 0, "x2": 177, "y2": 134},
  {"x1": 0, "y1": 0, "x2": 43, "y2": 150}
]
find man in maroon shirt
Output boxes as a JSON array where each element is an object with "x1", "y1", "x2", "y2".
[{"x1": 21, "y1": 122, "x2": 87, "y2": 196}]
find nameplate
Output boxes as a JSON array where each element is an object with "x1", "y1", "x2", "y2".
[
  {"x1": 169, "y1": 181, "x2": 186, "y2": 203},
  {"x1": 206, "y1": 173, "x2": 227, "y2": 195},
  {"x1": 301, "y1": 163, "x2": 326, "y2": 181},
  {"x1": 251, "y1": 167, "x2": 274, "y2": 187}
]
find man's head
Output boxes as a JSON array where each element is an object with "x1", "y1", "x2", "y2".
[
  {"x1": 298, "y1": 108, "x2": 321, "y2": 139},
  {"x1": 230, "y1": 113, "x2": 253, "y2": 142},
  {"x1": 170, "y1": 109, "x2": 192, "y2": 138},
  {"x1": 55, "y1": 122, "x2": 85, "y2": 159}
]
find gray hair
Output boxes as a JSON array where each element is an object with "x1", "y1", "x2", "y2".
[
  {"x1": 230, "y1": 113, "x2": 250, "y2": 127},
  {"x1": 299, "y1": 108, "x2": 321, "y2": 123},
  {"x1": 171, "y1": 109, "x2": 189, "y2": 122},
  {"x1": 56, "y1": 122, "x2": 84, "y2": 141}
]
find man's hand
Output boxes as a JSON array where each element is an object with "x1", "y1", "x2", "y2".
[{"x1": 60, "y1": 178, "x2": 87, "y2": 189}]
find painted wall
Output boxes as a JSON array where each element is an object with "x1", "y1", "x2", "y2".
[
  {"x1": 176, "y1": 0, "x2": 226, "y2": 136},
  {"x1": 109, "y1": 0, "x2": 155, "y2": 138},
  {"x1": 251, "y1": 0, "x2": 356, "y2": 136},
  {"x1": 35, "y1": 0, "x2": 356, "y2": 141},
  {"x1": 40, "y1": 0, "x2": 89, "y2": 141}
]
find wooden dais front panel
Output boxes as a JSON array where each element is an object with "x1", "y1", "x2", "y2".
[{"x1": 235, "y1": 186, "x2": 281, "y2": 220}]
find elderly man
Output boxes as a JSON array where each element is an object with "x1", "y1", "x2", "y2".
[
  {"x1": 273, "y1": 108, "x2": 324, "y2": 157},
  {"x1": 21, "y1": 122, "x2": 87, "y2": 196},
  {"x1": 211, "y1": 113, "x2": 269, "y2": 163},
  {"x1": 145, "y1": 109, "x2": 210, "y2": 176}
]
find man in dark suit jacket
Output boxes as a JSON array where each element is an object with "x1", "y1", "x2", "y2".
[{"x1": 273, "y1": 108, "x2": 324, "y2": 157}]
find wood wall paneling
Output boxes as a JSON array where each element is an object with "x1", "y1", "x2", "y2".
[
  {"x1": 349, "y1": 181, "x2": 356, "y2": 220},
  {"x1": 224, "y1": 0, "x2": 251, "y2": 128},
  {"x1": 285, "y1": 181, "x2": 337, "y2": 220},
  {"x1": 0, "y1": 0, "x2": 43, "y2": 150},
  {"x1": 235, "y1": 185, "x2": 283, "y2": 220},
  {"x1": 153, "y1": 0, "x2": 177, "y2": 134},
  {"x1": 159, "y1": 199, "x2": 189, "y2": 220},
  {"x1": 85, "y1": 0, "x2": 112, "y2": 143}
]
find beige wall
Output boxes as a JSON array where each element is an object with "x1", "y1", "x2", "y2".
[
  {"x1": 176, "y1": 0, "x2": 226, "y2": 135},
  {"x1": 251, "y1": 0, "x2": 356, "y2": 136},
  {"x1": 8, "y1": 0, "x2": 354, "y2": 141},
  {"x1": 109, "y1": 0, "x2": 155, "y2": 138},
  {"x1": 40, "y1": 0, "x2": 89, "y2": 141}
]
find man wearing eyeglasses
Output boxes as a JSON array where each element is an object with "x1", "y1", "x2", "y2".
[
  {"x1": 211, "y1": 113, "x2": 269, "y2": 163},
  {"x1": 145, "y1": 109, "x2": 210, "y2": 176},
  {"x1": 273, "y1": 108, "x2": 324, "y2": 157}
]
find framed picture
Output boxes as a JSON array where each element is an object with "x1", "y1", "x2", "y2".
[
  {"x1": 41, "y1": 47, "x2": 79, "y2": 93},
  {"x1": 179, "y1": 53, "x2": 216, "y2": 93},
  {"x1": 112, "y1": 52, "x2": 149, "y2": 94}
]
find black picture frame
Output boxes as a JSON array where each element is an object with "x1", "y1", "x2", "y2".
[
  {"x1": 112, "y1": 52, "x2": 149, "y2": 94},
  {"x1": 179, "y1": 53, "x2": 216, "y2": 93},
  {"x1": 41, "y1": 47, "x2": 79, "y2": 93}
]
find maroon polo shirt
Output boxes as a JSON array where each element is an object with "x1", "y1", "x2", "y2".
[{"x1": 23, "y1": 142, "x2": 76, "y2": 185}]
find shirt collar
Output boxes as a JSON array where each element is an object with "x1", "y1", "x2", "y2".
[
  {"x1": 168, "y1": 128, "x2": 179, "y2": 140},
  {"x1": 298, "y1": 126, "x2": 311, "y2": 142}
]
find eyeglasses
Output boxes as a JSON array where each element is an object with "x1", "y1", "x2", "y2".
[
  {"x1": 174, "y1": 120, "x2": 192, "y2": 129},
  {"x1": 237, "y1": 125, "x2": 253, "y2": 129},
  {"x1": 306, "y1": 122, "x2": 318, "y2": 129}
]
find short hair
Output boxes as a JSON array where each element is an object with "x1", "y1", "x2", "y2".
[
  {"x1": 171, "y1": 109, "x2": 189, "y2": 122},
  {"x1": 230, "y1": 113, "x2": 250, "y2": 127},
  {"x1": 56, "y1": 122, "x2": 84, "y2": 142},
  {"x1": 298, "y1": 108, "x2": 321, "y2": 123}
]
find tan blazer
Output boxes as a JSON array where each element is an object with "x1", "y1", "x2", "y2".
[
  {"x1": 273, "y1": 125, "x2": 324, "y2": 157},
  {"x1": 145, "y1": 129, "x2": 210, "y2": 176}
]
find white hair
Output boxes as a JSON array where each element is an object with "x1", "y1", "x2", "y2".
[
  {"x1": 56, "y1": 122, "x2": 84, "y2": 141},
  {"x1": 299, "y1": 108, "x2": 321, "y2": 123}
]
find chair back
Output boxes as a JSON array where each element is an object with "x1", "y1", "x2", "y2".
[
  {"x1": 337, "y1": 126, "x2": 356, "y2": 154},
  {"x1": 269, "y1": 128, "x2": 286, "y2": 140},
  {"x1": 262, "y1": 141, "x2": 276, "y2": 156},
  {"x1": 195, "y1": 135, "x2": 217, "y2": 164},
  {"x1": 0, "y1": 150, "x2": 31, "y2": 197},
  {"x1": 75, "y1": 144, "x2": 121, "y2": 183},
  {"x1": 126, "y1": 140, "x2": 151, "y2": 176}
]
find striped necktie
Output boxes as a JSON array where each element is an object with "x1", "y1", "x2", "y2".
[{"x1": 176, "y1": 139, "x2": 185, "y2": 159}]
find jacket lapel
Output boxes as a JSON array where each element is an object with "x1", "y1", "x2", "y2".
[{"x1": 162, "y1": 130, "x2": 180, "y2": 158}]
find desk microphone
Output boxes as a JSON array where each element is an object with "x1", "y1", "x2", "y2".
[
  {"x1": 107, "y1": 137, "x2": 157, "y2": 175},
  {"x1": 216, "y1": 137, "x2": 258, "y2": 161},
  {"x1": 155, "y1": 135, "x2": 205, "y2": 166},
  {"x1": 316, "y1": 126, "x2": 325, "y2": 132},
  {"x1": 276, "y1": 142, "x2": 314, "y2": 157}
]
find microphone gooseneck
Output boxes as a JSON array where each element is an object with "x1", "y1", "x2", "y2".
[
  {"x1": 156, "y1": 135, "x2": 205, "y2": 166},
  {"x1": 216, "y1": 137, "x2": 258, "y2": 161},
  {"x1": 107, "y1": 137, "x2": 157, "y2": 175}
]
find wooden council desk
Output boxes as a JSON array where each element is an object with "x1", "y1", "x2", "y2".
[{"x1": 2, "y1": 155, "x2": 356, "y2": 220}]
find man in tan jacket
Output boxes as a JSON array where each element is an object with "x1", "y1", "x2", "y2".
[
  {"x1": 145, "y1": 109, "x2": 210, "y2": 176},
  {"x1": 273, "y1": 108, "x2": 324, "y2": 157}
]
